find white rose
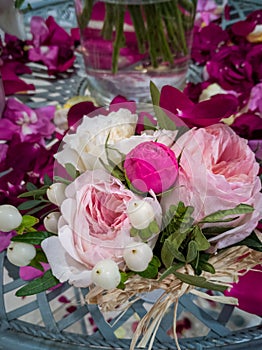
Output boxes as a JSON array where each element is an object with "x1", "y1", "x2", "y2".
[{"x1": 54, "y1": 108, "x2": 138, "y2": 172}]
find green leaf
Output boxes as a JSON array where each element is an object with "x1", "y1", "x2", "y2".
[
  {"x1": 26, "y1": 182, "x2": 38, "y2": 191},
  {"x1": 16, "y1": 215, "x2": 39, "y2": 234},
  {"x1": 15, "y1": 270, "x2": 60, "y2": 297},
  {"x1": 44, "y1": 174, "x2": 53, "y2": 186},
  {"x1": 130, "y1": 227, "x2": 139, "y2": 237},
  {"x1": 193, "y1": 226, "x2": 210, "y2": 251},
  {"x1": 161, "y1": 239, "x2": 185, "y2": 268},
  {"x1": 18, "y1": 186, "x2": 49, "y2": 198},
  {"x1": 27, "y1": 204, "x2": 52, "y2": 215},
  {"x1": 12, "y1": 231, "x2": 53, "y2": 245},
  {"x1": 173, "y1": 271, "x2": 228, "y2": 292},
  {"x1": 137, "y1": 256, "x2": 161, "y2": 279},
  {"x1": 199, "y1": 204, "x2": 254, "y2": 224},
  {"x1": 148, "y1": 220, "x2": 159, "y2": 235},
  {"x1": 150, "y1": 81, "x2": 176, "y2": 131},
  {"x1": 150, "y1": 81, "x2": 160, "y2": 106},
  {"x1": 29, "y1": 258, "x2": 44, "y2": 271},
  {"x1": 159, "y1": 263, "x2": 184, "y2": 281},
  {"x1": 22, "y1": 215, "x2": 39, "y2": 228},
  {"x1": 53, "y1": 176, "x2": 72, "y2": 185},
  {"x1": 117, "y1": 272, "x2": 129, "y2": 290},
  {"x1": 18, "y1": 200, "x2": 44, "y2": 210},
  {"x1": 65, "y1": 163, "x2": 79, "y2": 180},
  {"x1": 186, "y1": 240, "x2": 198, "y2": 263},
  {"x1": 198, "y1": 261, "x2": 216, "y2": 274},
  {"x1": 230, "y1": 231, "x2": 262, "y2": 252},
  {"x1": 143, "y1": 116, "x2": 157, "y2": 131},
  {"x1": 28, "y1": 249, "x2": 48, "y2": 271},
  {"x1": 35, "y1": 249, "x2": 48, "y2": 263},
  {"x1": 15, "y1": 0, "x2": 25, "y2": 9},
  {"x1": 139, "y1": 227, "x2": 153, "y2": 241}
]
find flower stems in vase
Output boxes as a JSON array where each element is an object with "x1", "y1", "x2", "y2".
[{"x1": 75, "y1": 0, "x2": 197, "y2": 74}]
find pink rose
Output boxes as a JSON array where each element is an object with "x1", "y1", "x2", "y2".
[
  {"x1": 42, "y1": 169, "x2": 162, "y2": 287},
  {"x1": 161, "y1": 124, "x2": 262, "y2": 249},
  {"x1": 124, "y1": 141, "x2": 178, "y2": 194}
]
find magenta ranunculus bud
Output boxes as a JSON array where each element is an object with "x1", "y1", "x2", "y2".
[{"x1": 124, "y1": 141, "x2": 178, "y2": 194}]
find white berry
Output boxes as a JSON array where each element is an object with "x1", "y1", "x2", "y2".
[
  {"x1": 43, "y1": 212, "x2": 60, "y2": 233},
  {"x1": 7, "y1": 242, "x2": 36, "y2": 267},
  {"x1": 91, "y1": 259, "x2": 121, "y2": 290},
  {"x1": 46, "y1": 183, "x2": 67, "y2": 206},
  {"x1": 123, "y1": 242, "x2": 153, "y2": 272},
  {"x1": 0, "y1": 205, "x2": 23, "y2": 232},
  {"x1": 127, "y1": 200, "x2": 155, "y2": 230}
]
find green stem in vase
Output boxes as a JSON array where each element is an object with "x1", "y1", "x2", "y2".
[
  {"x1": 155, "y1": 3, "x2": 174, "y2": 66},
  {"x1": 78, "y1": 0, "x2": 93, "y2": 31},
  {"x1": 101, "y1": 3, "x2": 115, "y2": 40},
  {"x1": 161, "y1": 3, "x2": 182, "y2": 54},
  {"x1": 170, "y1": 0, "x2": 188, "y2": 55},
  {"x1": 112, "y1": 4, "x2": 125, "y2": 74},
  {"x1": 128, "y1": 5, "x2": 147, "y2": 54},
  {"x1": 143, "y1": 4, "x2": 159, "y2": 68}
]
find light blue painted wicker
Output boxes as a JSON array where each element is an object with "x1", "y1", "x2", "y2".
[{"x1": 1, "y1": 1, "x2": 262, "y2": 349}]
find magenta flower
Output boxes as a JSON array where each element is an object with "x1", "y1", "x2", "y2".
[
  {"x1": 1, "y1": 34, "x2": 28, "y2": 62},
  {"x1": 231, "y1": 112, "x2": 262, "y2": 140},
  {"x1": 1, "y1": 61, "x2": 35, "y2": 95},
  {"x1": 28, "y1": 16, "x2": 76, "y2": 73},
  {"x1": 191, "y1": 23, "x2": 229, "y2": 65},
  {"x1": 67, "y1": 95, "x2": 136, "y2": 129},
  {"x1": 225, "y1": 265, "x2": 262, "y2": 316},
  {"x1": 159, "y1": 85, "x2": 238, "y2": 128},
  {"x1": 195, "y1": 0, "x2": 221, "y2": 27},
  {"x1": 246, "y1": 44, "x2": 262, "y2": 83},
  {"x1": 124, "y1": 141, "x2": 178, "y2": 194},
  {"x1": 0, "y1": 136, "x2": 58, "y2": 205},
  {"x1": 183, "y1": 81, "x2": 210, "y2": 103},
  {"x1": 0, "y1": 98, "x2": 55, "y2": 143},
  {"x1": 248, "y1": 140, "x2": 262, "y2": 161},
  {"x1": 205, "y1": 45, "x2": 254, "y2": 98},
  {"x1": 248, "y1": 83, "x2": 262, "y2": 113},
  {"x1": 230, "y1": 10, "x2": 262, "y2": 40},
  {"x1": 0, "y1": 231, "x2": 16, "y2": 252}
]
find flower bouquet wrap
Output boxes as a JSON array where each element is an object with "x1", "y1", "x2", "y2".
[{"x1": 1, "y1": 84, "x2": 261, "y2": 350}]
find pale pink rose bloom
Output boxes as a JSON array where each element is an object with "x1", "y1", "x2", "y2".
[
  {"x1": 42, "y1": 169, "x2": 162, "y2": 287},
  {"x1": 161, "y1": 123, "x2": 262, "y2": 250}
]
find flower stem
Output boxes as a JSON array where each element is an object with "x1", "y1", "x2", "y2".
[
  {"x1": 101, "y1": 3, "x2": 115, "y2": 40},
  {"x1": 128, "y1": 5, "x2": 147, "y2": 54},
  {"x1": 112, "y1": 4, "x2": 125, "y2": 74},
  {"x1": 155, "y1": 4, "x2": 174, "y2": 66},
  {"x1": 143, "y1": 4, "x2": 159, "y2": 68},
  {"x1": 172, "y1": 0, "x2": 189, "y2": 55},
  {"x1": 77, "y1": 0, "x2": 93, "y2": 31},
  {"x1": 161, "y1": 3, "x2": 183, "y2": 53}
]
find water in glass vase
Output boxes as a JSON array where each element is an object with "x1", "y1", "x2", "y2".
[{"x1": 75, "y1": 0, "x2": 197, "y2": 104}]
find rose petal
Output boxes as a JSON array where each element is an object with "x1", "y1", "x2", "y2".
[{"x1": 41, "y1": 236, "x2": 92, "y2": 287}]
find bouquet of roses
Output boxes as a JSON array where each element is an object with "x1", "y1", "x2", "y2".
[{"x1": 0, "y1": 84, "x2": 261, "y2": 349}]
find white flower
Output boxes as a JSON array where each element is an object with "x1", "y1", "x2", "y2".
[{"x1": 55, "y1": 108, "x2": 138, "y2": 172}]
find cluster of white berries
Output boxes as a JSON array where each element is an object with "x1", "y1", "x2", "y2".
[
  {"x1": 0, "y1": 204, "x2": 36, "y2": 266},
  {"x1": 1, "y1": 195, "x2": 156, "y2": 291},
  {"x1": 0, "y1": 183, "x2": 67, "y2": 267},
  {"x1": 44, "y1": 183, "x2": 67, "y2": 233}
]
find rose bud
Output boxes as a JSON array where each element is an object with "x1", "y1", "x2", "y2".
[{"x1": 124, "y1": 141, "x2": 178, "y2": 194}]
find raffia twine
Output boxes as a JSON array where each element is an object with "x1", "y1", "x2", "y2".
[{"x1": 85, "y1": 245, "x2": 262, "y2": 350}]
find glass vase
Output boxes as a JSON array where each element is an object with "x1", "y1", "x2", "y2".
[{"x1": 74, "y1": 0, "x2": 197, "y2": 104}]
